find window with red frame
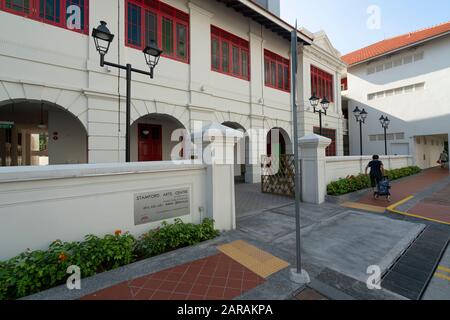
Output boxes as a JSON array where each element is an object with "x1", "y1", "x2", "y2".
[
  {"x1": 0, "y1": 0, "x2": 89, "y2": 34},
  {"x1": 311, "y1": 65, "x2": 334, "y2": 102},
  {"x1": 341, "y1": 77, "x2": 348, "y2": 91},
  {"x1": 313, "y1": 127, "x2": 336, "y2": 156},
  {"x1": 211, "y1": 26, "x2": 250, "y2": 81},
  {"x1": 126, "y1": 0, "x2": 189, "y2": 63},
  {"x1": 264, "y1": 49, "x2": 290, "y2": 92}
]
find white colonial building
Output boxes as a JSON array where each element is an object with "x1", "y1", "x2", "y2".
[
  {"x1": 342, "y1": 22, "x2": 450, "y2": 169},
  {"x1": 0, "y1": 0, "x2": 345, "y2": 183}
]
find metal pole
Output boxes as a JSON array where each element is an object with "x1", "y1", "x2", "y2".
[
  {"x1": 291, "y1": 23, "x2": 302, "y2": 273},
  {"x1": 360, "y1": 121, "x2": 363, "y2": 156},
  {"x1": 319, "y1": 111, "x2": 323, "y2": 136},
  {"x1": 384, "y1": 126, "x2": 388, "y2": 156},
  {"x1": 126, "y1": 64, "x2": 132, "y2": 163}
]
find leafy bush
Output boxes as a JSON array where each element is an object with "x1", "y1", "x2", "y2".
[
  {"x1": 327, "y1": 166, "x2": 421, "y2": 196},
  {"x1": 134, "y1": 218, "x2": 219, "y2": 259},
  {"x1": 0, "y1": 219, "x2": 219, "y2": 300}
]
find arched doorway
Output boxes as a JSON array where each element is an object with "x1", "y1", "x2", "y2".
[
  {"x1": 0, "y1": 100, "x2": 87, "y2": 166},
  {"x1": 222, "y1": 121, "x2": 248, "y2": 183},
  {"x1": 266, "y1": 127, "x2": 292, "y2": 157},
  {"x1": 131, "y1": 113, "x2": 188, "y2": 162}
]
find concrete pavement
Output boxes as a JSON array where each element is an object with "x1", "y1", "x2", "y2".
[
  {"x1": 26, "y1": 200, "x2": 420, "y2": 300},
  {"x1": 235, "y1": 182, "x2": 293, "y2": 217},
  {"x1": 423, "y1": 245, "x2": 450, "y2": 300}
]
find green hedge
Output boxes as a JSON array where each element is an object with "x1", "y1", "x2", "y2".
[
  {"x1": 327, "y1": 166, "x2": 422, "y2": 196},
  {"x1": 0, "y1": 218, "x2": 219, "y2": 300}
]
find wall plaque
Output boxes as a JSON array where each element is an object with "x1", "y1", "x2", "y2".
[{"x1": 134, "y1": 188, "x2": 190, "y2": 226}]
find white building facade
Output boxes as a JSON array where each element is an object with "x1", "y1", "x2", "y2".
[
  {"x1": 342, "y1": 23, "x2": 450, "y2": 169},
  {"x1": 0, "y1": 0, "x2": 345, "y2": 182}
]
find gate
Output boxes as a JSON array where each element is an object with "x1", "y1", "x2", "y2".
[{"x1": 261, "y1": 154, "x2": 296, "y2": 197}]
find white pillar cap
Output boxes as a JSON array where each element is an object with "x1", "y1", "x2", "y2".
[{"x1": 298, "y1": 134, "x2": 331, "y2": 148}]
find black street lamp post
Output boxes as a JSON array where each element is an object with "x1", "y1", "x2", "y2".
[
  {"x1": 353, "y1": 107, "x2": 368, "y2": 156},
  {"x1": 92, "y1": 21, "x2": 163, "y2": 162},
  {"x1": 379, "y1": 115, "x2": 391, "y2": 156},
  {"x1": 309, "y1": 93, "x2": 330, "y2": 135}
]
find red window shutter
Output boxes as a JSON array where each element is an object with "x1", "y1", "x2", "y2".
[
  {"x1": 263, "y1": 49, "x2": 290, "y2": 93},
  {"x1": 210, "y1": 25, "x2": 250, "y2": 81},
  {"x1": 125, "y1": 0, "x2": 190, "y2": 64},
  {"x1": 311, "y1": 65, "x2": 334, "y2": 102}
]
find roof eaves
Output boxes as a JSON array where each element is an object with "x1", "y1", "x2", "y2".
[
  {"x1": 222, "y1": 0, "x2": 313, "y2": 44},
  {"x1": 345, "y1": 29, "x2": 450, "y2": 67}
]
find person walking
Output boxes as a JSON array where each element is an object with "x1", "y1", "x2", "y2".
[
  {"x1": 365, "y1": 155, "x2": 385, "y2": 195},
  {"x1": 439, "y1": 150, "x2": 448, "y2": 169}
]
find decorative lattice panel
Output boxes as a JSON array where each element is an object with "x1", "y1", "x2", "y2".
[{"x1": 261, "y1": 154, "x2": 295, "y2": 198}]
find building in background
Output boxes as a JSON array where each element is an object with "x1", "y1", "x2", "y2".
[
  {"x1": 342, "y1": 22, "x2": 450, "y2": 169},
  {"x1": 0, "y1": 0, "x2": 344, "y2": 182},
  {"x1": 300, "y1": 28, "x2": 347, "y2": 157},
  {"x1": 253, "y1": 0, "x2": 280, "y2": 17}
]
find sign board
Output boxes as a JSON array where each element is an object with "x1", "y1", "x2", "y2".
[
  {"x1": 0, "y1": 122, "x2": 14, "y2": 129},
  {"x1": 134, "y1": 187, "x2": 190, "y2": 226}
]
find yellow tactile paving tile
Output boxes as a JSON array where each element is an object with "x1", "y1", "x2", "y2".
[
  {"x1": 433, "y1": 266, "x2": 450, "y2": 282},
  {"x1": 341, "y1": 201, "x2": 386, "y2": 213},
  {"x1": 438, "y1": 265, "x2": 450, "y2": 274},
  {"x1": 434, "y1": 272, "x2": 450, "y2": 282},
  {"x1": 218, "y1": 240, "x2": 290, "y2": 279}
]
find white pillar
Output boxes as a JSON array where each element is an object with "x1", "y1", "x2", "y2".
[
  {"x1": 245, "y1": 127, "x2": 265, "y2": 184},
  {"x1": 199, "y1": 123, "x2": 243, "y2": 231},
  {"x1": 299, "y1": 134, "x2": 331, "y2": 204}
]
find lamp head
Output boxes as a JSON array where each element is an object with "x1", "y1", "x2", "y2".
[
  {"x1": 320, "y1": 96, "x2": 330, "y2": 112},
  {"x1": 353, "y1": 106, "x2": 361, "y2": 121},
  {"x1": 92, "y1": 21, "x2": 114, "y2": 56},
  {"x1": 360, "y1": 108, "x2": 368, "y2": 122},
  {"x1": 143, "y1": 40, "x2": 163, "y2": 77},
  {"x1": 309, "y1": 93, "x2": 320, "y2": 108}
]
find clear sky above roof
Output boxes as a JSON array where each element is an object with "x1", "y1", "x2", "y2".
[{"x1": 280, "y1": 0, "x2": 450, "y2": 55}]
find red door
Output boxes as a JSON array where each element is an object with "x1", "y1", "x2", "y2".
[{"x1": 138, "y1": 124, "x2": 162, "y2": 161}]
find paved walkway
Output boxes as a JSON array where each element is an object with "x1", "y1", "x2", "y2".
[
  {"x1": 27, "y1": 200, "x2": 422, "y2": 301},
  {"x1": 358, "y1": 167, "x2": 450, "y2": 209},
  {"x1": 82, "y1": 253, "x2": 265, "y2": 300},
  {"x1": 408, "y1": 183, "x2": 450, "y2": 224},
  {"x1": 23, "y1": 172, "x2": 450, "y2": 301},
  {"x1": 235, "y1": 183, "x2": 292, "y2": 217}
]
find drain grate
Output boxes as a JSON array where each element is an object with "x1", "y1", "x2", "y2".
[{"x1": 382, "y1": 226, "x2": 450, "y2": 300}]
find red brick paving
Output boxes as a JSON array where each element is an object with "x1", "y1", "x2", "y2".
[
  {"x1": 408, "y1": 202, "x2": 450, "y2": 224},
  {"x1": 358, "y1": 167, "x2": 449, "y2": 208},
  {"x1": 295, "y1": 288, "x2": 328, "y2": 300},
  {"x1": 407, "y1": 182, "x2": 450, "y2": 224},
  {"x1": 81, "y1": 253, "x2": 265, "y2": 300}
]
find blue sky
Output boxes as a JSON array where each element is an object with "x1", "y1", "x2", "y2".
[{"x1": 281, "y1": 0, "x2": 450, "y2": 55}]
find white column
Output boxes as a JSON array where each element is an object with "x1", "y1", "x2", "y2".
[
  {"x1": 299, "y1": 134, "x2": 331, "y2": 204},
  {"x1": 188, "y1": 2, "x2": 213, "y2": 107},
  {"x1": 245, "y1": 125, "x2": 265, "y2": 184},
  {"x1": 200, "y1": 124, "x2": 243, "y2": 231}
]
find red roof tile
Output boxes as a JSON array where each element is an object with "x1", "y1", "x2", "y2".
[{"x1": 342, "y1": 21, "x2": 450, "y2": 66}]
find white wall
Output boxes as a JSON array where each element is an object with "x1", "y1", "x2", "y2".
[
  {"x1": 346, "y1": 34, "x2": 450, "y2": 166},
  {"x1": 414, "y1": 136, "x2": 447, "y2": 169},
  {"x1": 0, "y1": 161, "x2": 215, "y2": 260},
  {"x1": 325, "y1": 155, "x2": 413, "y2": 184}
]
